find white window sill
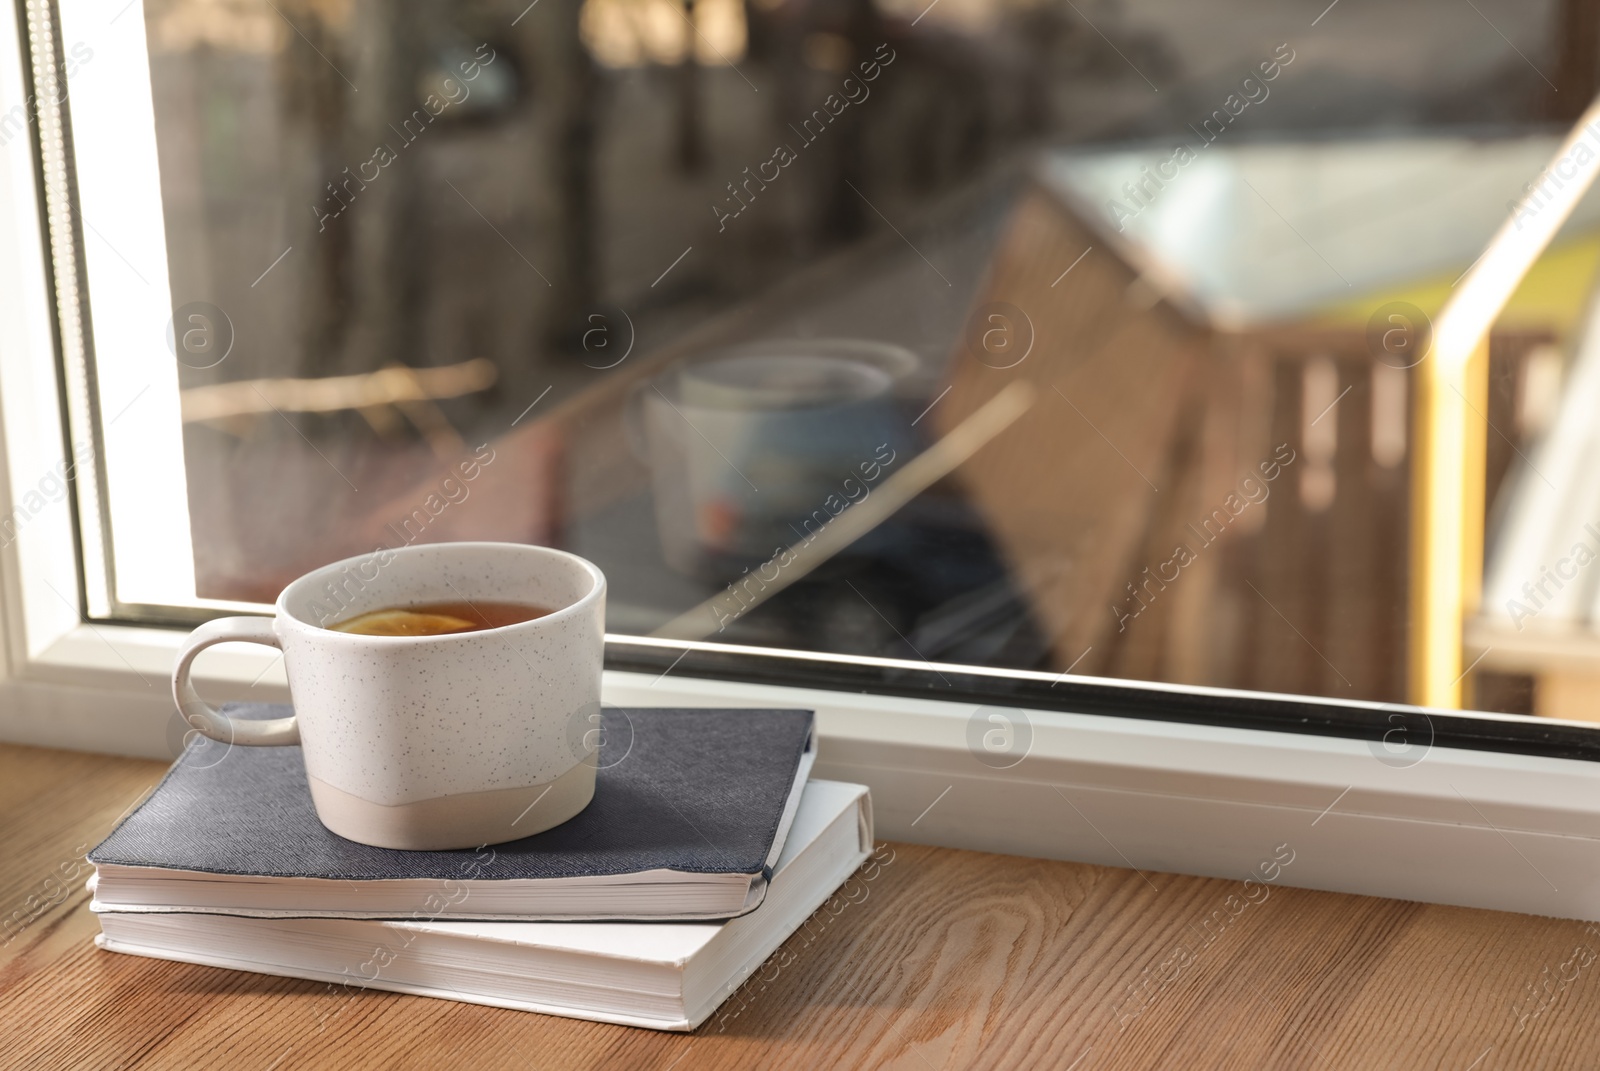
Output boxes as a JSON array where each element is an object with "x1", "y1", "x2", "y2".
[{"x1": 4, "y1": 620, "x2": 1600, "y2": 921}]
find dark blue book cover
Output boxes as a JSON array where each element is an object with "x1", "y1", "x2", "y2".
[{"x1": 89, "y1": 705, "x2": 815, "y2": 920}]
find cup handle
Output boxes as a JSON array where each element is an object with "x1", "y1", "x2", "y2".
[{"x1": 171, "y1": 616, "x2": 299, "y2": 747}]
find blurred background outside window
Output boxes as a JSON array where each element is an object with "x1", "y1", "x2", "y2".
[{"x1": 82, "y1": 0, "x2": 1600, "y2": 718}]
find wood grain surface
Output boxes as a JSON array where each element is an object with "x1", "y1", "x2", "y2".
[{"x1": 4, "y1": 740, "x2": 1599, "y2": 1070}]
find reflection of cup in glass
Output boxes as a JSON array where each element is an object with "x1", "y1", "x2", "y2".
[
  {"x1": 678, "y1": 354, "x2": 891, "y2": 409},
  {"x1": 636, "y1": 339, "x2": 917, "y2": 579}
]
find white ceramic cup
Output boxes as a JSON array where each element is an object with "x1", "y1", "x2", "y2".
[{"x1": 171, "y1": 542, "x2": 607, "y2": 850}]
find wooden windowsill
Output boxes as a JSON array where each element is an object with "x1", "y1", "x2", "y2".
[{"x1": 2, "y1": 741, "x2": 1596, "y2": 1069}]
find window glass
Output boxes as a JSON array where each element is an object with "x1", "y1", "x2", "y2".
[{"x1": 37, "y1": 0, "x2": 1600, "y2": 718}]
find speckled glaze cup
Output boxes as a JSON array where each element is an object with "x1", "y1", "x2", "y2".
[{"x1": 171, "y1": 543, "x2": 606, "y2": 850}]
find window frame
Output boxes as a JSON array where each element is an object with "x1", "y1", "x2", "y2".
[{"x1": 5, "y1": 0, "x2": 1600, "y2": 922}]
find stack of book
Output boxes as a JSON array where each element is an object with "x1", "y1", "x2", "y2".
[{"x1": 88, "y1": 705, "x2": 872, "y2": 1031}]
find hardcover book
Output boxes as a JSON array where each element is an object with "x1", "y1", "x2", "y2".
[
  {"x1": 90, "y1": 705, "x2": 816, "y2": 921},
  {"x1": 95, "y1": 780, "x2": 874, "y2": 1031}
]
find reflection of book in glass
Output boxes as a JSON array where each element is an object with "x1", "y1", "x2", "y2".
[
  {"x1": 90, "y1": 706, "x2": 816, "y2": 921},
  {"x1": 94, "y1": 781, "x2": 872, "y2": 1032}
]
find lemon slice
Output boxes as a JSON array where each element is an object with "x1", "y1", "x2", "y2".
[{"x1": 330, "y1": 609, "x2": 479, "y2": 636}]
